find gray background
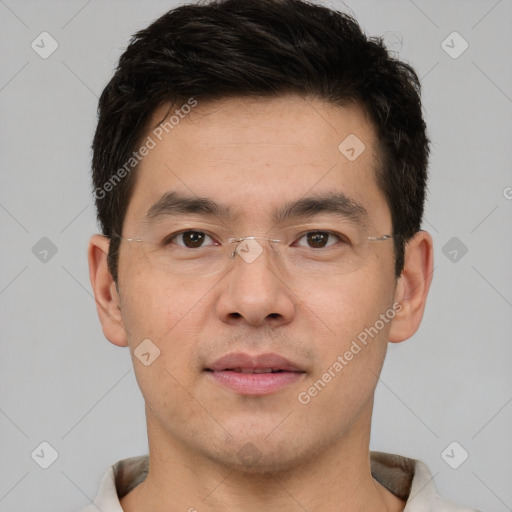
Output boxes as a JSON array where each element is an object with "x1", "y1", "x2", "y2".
[{"x1": 1, "y1": 1, "x2": 511, "y2": 511}]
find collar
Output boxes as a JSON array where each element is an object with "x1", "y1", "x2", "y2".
[{"x1": 82, "y1": 451, "x2": 478, "y2": 512}]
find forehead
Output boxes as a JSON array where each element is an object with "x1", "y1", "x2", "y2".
[{"x1": 124, "y1": 95, "x2": 391, "y2": 230}]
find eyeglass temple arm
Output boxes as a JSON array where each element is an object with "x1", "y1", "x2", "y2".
[{"x1": 368, "y1": 234, "x2": 392, "y2": 242}]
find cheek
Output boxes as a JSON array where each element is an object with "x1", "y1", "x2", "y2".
[
  {"x1": 120, "y1": 271, "x2": 205, "y2": 341},
  {"x1": 119, "y1": 275, "x2": 210, "y2": 420},
  {"x1": 297, "y1": 267, "x2": 395, "y2": 401},
  {"x1": 297, "y1": 270, "x2": 390, "y2": 341},
  {"x1": 296, "y1": 276, "x2": 392, "y2": 424},
  {"x1": 118, "y1": 273, "x2": 211, "y2": 400}
]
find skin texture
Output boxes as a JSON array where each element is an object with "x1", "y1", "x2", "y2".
[{"x1": 88, "y1": 95, "x2": 433, "y2": 512}]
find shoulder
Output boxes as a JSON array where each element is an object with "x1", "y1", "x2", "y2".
[
  {"x1": 370, "y1": 451, "x2": 481, "y2": 512},
  {"x1": 72, "y1": 455, "x2": 149, "y2": 512}
]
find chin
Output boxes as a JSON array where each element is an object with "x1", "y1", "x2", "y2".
[{"x1": 202, "y1": 434, "x2": 313, "y2": 475}]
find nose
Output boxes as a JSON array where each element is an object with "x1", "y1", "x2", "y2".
[{"x1": 215, "y1": 238, "x2": 296, "y2": 327}]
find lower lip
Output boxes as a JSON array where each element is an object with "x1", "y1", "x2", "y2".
[{"x1": 207, "y1": 370, "x2": 305, "y2": 395}]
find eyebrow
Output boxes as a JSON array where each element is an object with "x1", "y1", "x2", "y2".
[{"x1": 143, "y1": 190, "x2": 369, "y2": 226}]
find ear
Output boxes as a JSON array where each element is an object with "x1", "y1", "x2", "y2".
[
  {"x1": 87, "y1": 234, "x2": 129, "y2": 347},
  {"x1": 388, "y1": 230, "x2": 434, "y2": 344}
]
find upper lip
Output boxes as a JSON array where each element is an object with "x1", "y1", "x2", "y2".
[{"x1": 206, "y1": 352, "x2": 305, "y2": 372}]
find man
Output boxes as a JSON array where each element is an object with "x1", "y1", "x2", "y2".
[{"x1": 85, "y1": 0, "x2": 478, "y2": 510}]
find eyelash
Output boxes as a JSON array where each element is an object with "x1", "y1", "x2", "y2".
[{"x1": 163, "y1": 230, "x2": 349, "y2": 248}]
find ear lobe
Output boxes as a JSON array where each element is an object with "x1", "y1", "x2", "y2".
[
  {"x1": 388, "y1": 230, "x2": 434, "y2": 344},
  {"x1": 88, "y1": 234, "x2": 129, "y2": 347}
]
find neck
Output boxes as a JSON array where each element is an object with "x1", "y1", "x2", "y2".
[{"x1": 120, "y1": 406, "x2": 404, "y2": 512}]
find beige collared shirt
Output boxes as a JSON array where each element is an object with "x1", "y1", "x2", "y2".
[{"x1": 77, "y1": 452, "x2": 480, "y2": 512}]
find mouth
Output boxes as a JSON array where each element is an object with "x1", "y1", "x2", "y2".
[
  {"x1": 219, "y1": 368, "x2": 290, "y2": 374},
  {"x1": 205, "y1": 352, "x2": 306, "y2": 395}
]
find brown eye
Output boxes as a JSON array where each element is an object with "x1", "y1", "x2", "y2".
[
  {"x1": 307, "y1": 232, "x2": 329, "y2": 248},
  {"x1": 296, "y1": 231, "x2": 341, "y2": 249},
  {"x1": 171, "y1": 231, "x2": 213, "y2": 248}
]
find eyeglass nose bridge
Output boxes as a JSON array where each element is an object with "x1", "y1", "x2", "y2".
[{"x1": 227, "y1": 235, "x2": 282, "y2": 261}]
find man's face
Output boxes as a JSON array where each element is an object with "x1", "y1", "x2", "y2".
[{"x1": 116, "y1": 95, "x2": 398, "y2": 471}]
